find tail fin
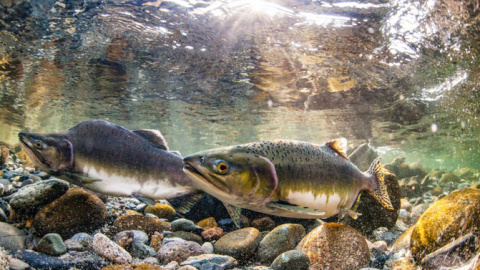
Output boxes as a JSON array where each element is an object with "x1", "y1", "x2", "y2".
[{"x1": 367, "y1": 157, "x2": 394, "y2": 210}]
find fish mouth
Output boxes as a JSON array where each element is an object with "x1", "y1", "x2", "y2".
[
  {"x1": 18, "y1": 133, "x2": 46, "y2": 167},
  {"x1": 183, "y1": 159, "x2": 230, "y2": 193}
]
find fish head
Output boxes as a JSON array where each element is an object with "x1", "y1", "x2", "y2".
[
  {"x1": 18, "y1": 132, "x2": 73, "y2": 173},
  {"x1": 183, "y1": 147, "x2": 278, "y2": 205}
]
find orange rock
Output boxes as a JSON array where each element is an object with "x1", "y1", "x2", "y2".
[{"x1": 196, "y1": 217, "x2": 217, "y2": 230}]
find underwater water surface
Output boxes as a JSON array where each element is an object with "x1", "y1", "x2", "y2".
[
  {"x1": 0, "y1": 0, "x2": 479, "y2": 171},
  {"x1": 2, "y1": 1, "x2": 480, "y2": 270}
]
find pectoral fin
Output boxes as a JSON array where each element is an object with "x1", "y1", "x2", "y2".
[
  {"x1": 268, "y1": 202, "x2": 326, "y2": 216},
  {"x1": 63, "y1": 172, "x2": 102, "y2": 185},
  {"x1": 223, "y1": 202, "x2": 243, "y2": 228},
  {"x1": 339, "y1": 208, "x2": 362, "y2": 219}
]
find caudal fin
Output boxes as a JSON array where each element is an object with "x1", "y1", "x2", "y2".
[{"x1": 367, "y1": 157, "x2": 394, "y2": 210}]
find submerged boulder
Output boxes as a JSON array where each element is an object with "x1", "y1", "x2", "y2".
[
  {"x1": 33, "y1": 189, "x2": 107, "y2": 238},
  {"x1": 410, "y1": 188, "x2": 480, "y2": 262},
  {"x1": 256, "y1": 223, "x2": 305, "y2": 264},
  {"x1": 214, "y1": 227, "x2": 262, "y2": 261},
  {"x1": 296, "y1": 223, "x2": 369, "y2": 270}
]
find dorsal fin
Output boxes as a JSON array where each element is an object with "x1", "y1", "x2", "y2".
[
  {"x1": 326, "y1": 138, "x2": 348, "y2": 159},
  {"x1": 133, "y1": 129, "x2": 169, "y2": 150}
]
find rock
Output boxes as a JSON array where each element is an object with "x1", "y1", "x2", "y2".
[
  {"x1": 130, "y1": 242, "x2": 156, "y2": 259},
  {"x1": 64, "y1": 232, "x2": 93, "y2": 251},
  {"x1": 383, "y1": 226, "x2": 415, "y2": 269},
  {"x1": 369, "y1": 241, "x2": 388, "y2": 269},
  {"x1": 11, "y1": 249, "x2": 107, "y2": 269},
  {"x1": 420, "y1": 233, "x2": 477, "y2": 270},
  {"x1": 178, "y1": 266, "x2": 197, "y2": 270},
  {"x1": 157, "y1": 240, "x2": 204, "y2": 264},
  {"x1": 296, "y1": 223, "x2": 370, "y2": 270},
  {"x1": 9, "y1": 179, "x2": 69, "y2": 217},
  {"x1": 114, "y1": 230, "x2": 134, "y2": 248},
  {"x1": 180, "y1": 254, "x2": 238, "y2": 269},
  {"x1": 202, "y1": 242, "x2": 214, "y2": 254},
  {"x1": 150, "y1": 231, "x2": 163, "y2": 252},
  {"x1": 33, "y1": 188, "x2": 107, "y2": 238},
  {"x1": 270, "y1": 250, "x2": 309, "y2": 270},
  {"x1": 115, "y1": 230, "x2": 149, "y2": 247},
  {"x1": 438, "y1": 172, "x2": 459, "y2": 185},
  {"x1": 455, "y1": 167, "x2": 475, "y2": 180},
  {"x1": 171, "y1": 218, "x2": 203, "y2": 232},
  {"x1": 431, "y1": 185, "x2": 443, "y2": 196},
  {"x1": 471, "y1": 182, "x2": 480, "y2": 189},
  {"x1": 113, "y1": 215, "x2": 171, "y2": 236},
  {"x1": 164, "y1": 231, "x2": 203, "y2": 244},
  {"x1": 0, "y1": 246, "x2": 10, "y2": 270},
  {"x1": 144, "y1": 203, "x2": 176, "y2": 220},
  {"x1": 37, "y1": 233, "x2": 67, "y2": 256},
  {"x1": 214, "y1": 227, "x2": 262, "y2": 260},
  {"x1": 400, "y1": 198, "x2": 412, "y2": 211},
  {"x1": 251, "y1": 217, "x2": 276, "y2": 232},
  {"x1": 201, "y1": 227, "x2": 224, "y2": 241},
  {"x1": 92, "y1": 233, "x2": 132, "y2": 264},
  {"x1": 0, "y1": 222, "x2": 26, "y2": 251},
  {"x1": 341, "y1": 171, "x2": 401, "y2": 234},
  {"x1": 197, "y1": 217, "x2": 218, "y2": 230},
  {"x1": 9, "y1": 257, "x2": 30, "y2": 270},
  {"x1": 0, "y1": 208, "x2": 8, "y2": 223},
  {"x1": 257, "y1": 223, "x2": 305, "y2": 264},
  {"x1": 410, "y1": 188, "x2": 480, "y2": 262}
]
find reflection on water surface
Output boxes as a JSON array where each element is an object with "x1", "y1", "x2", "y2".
[{"x1": 0, "y1": 0, "x2": 479, "y2": 170}]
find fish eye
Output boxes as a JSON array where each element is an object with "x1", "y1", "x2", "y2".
[
  {"x1": 34, "y1": 140, "x2": 44, "y2": 149},
  {"x1": 215, "y1": 160, "x2": 229, "y2": 175}
]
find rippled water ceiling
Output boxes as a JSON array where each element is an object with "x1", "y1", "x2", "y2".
[{"x1": 0, "y1": 0, "x2": 479, "y2": 170}]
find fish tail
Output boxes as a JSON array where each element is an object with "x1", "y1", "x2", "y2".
[{"x1": 367, "y1": 157, "x2": 394, "y2": 210}]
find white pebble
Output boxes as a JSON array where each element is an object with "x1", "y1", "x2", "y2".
[{"x1": 92, "y1": 233, "x2": 132, "y2": 264}]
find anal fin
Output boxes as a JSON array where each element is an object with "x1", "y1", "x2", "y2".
[
  {"x1": 268, "y1": 202, "x2": 326, "y2": 217},
  {"x1": 169, "y1": 192, "x2": 204, "y2": 214}
]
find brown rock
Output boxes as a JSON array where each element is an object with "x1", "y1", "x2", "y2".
[
  {"x1": 33, "y1": 189, "x2": 107, "y2": 238},
  {"x1": 251, "y1": 216, "x2": 275, "y2": 231},
  {"x1": 438, "y1": 172, "x2": 459, "y2": 184},
  {"x1": 196, "y1": 217, "x2": 217, "y2": 230},
  {"x1": 157, "y1": 240, "x2": 204, "y2": 264},
  {"x1": 0, "y1": 144, "x2": 9, "y2": 166},
  {"x1": 296, "y1": 223, "x2": 370, "y2": 270},
  {"x1": 214, "y1": 227, "x2": 262, "y2": 260},
  {"x1": 144, "y1": 203, "x2": 176, "y2": 220},
  {"x1": 113, "y1": 215, "x2": 171, "y2": 236},
  {"x1": 201, "y1": 227, "x2": 224, "y2": 241},
  {"x1": 431, "y1": 186, "x2": 443, "y2": 196},
  {"x1": 410, "y1": 188, "x2": 480, "y2": 262},
  {"x1": 150, "y1": 232, "x2": 163, "y2": 252}
]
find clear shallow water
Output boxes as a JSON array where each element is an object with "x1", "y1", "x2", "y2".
[{"x1": 0, "y1": 0, "x2": 479, "y2": 171}]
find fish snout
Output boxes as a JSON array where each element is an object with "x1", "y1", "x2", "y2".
[{"x1": 183, "y1": 155, "x2": 206, "y2": 165}]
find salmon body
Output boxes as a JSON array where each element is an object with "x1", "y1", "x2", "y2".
[
  {"x1": 19, "y1": 120, "x2": 197, "y2": 200},
  {"x1": 183, "y1": 139, "x2": 393, "y2": 221}
]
